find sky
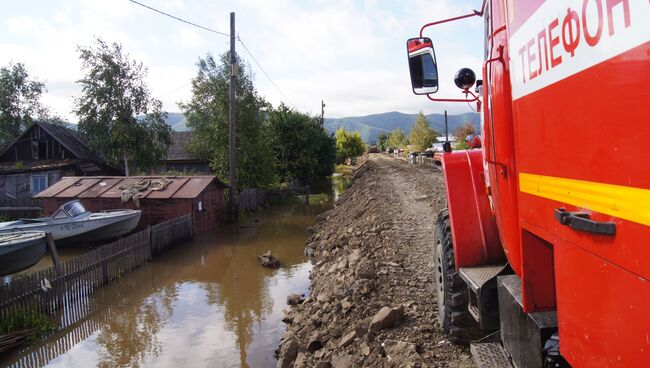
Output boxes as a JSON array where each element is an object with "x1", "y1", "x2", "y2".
[{"x1": 0, "y1": 0, "x2": 485, "y2": 122}]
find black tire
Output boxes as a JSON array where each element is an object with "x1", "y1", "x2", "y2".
[{"x1": 434, "y1": 209, "x2": 473, "y2": 341}]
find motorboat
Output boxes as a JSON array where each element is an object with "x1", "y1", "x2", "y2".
[
  {"x1": 0, "y1": 200, "x2": 141, "y2": 247},
  {"x1": 0, "y1": 231, "x2": 47, "y2": 276}
]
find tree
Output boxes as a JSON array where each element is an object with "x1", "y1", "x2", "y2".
[
  {"x1": 335, "y1": 128, "x2": 365, "y2": 164},
  {"x1": 267, "y1": 103, "x2": 336, "y2": 182},
  {"x1": 386, "y1": 128, "x2": 408, "y2": 148},
  {"x1": 377, "y1": 133, "x2": 389, "y2": 151},
  {"x1": 0, "y1": 63, "x2": 48, "y2": 149},
  {"x1": 453, "y1": 123, "x2": 476, "y2": 150},
  {"x1": 180, "y1": 52, "x2": 278, "y2": 190},
  {"x1": 74, "y1": 39, "x2": 171, "y2": 175},
  {"x1": 408, "y1": 112, "x2": 439, "y2": 151}
]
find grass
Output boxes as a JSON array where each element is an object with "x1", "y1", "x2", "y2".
[
  {"x1": 0, "y1": 307, "x2": 56, "y2": 342},
  {"x1": 335, "y1": 164, "x2": 355, "y2": 175}
]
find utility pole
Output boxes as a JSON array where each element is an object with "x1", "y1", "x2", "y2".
[
  {"x1": 229, "y1": 12, "x2": 238, "y2": 220},
  {"x1": 320, "y1": 100, "x2": 326, "y2": 127},
  {"x1": 445, "y1": 110, "x2": 448, "y2": 142},
  {"x1": 443, "y1": 110, "x2": 451, "y2": 153}
]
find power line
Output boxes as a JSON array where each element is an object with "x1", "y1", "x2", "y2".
[
  {"x1": 128, "y1": 0, "x2": 296, "y2": 109},
  {"x1": 237, "y1": 36, "x2": 295, "y2": 107},
  {"x1": 128, "y1": 0, "x2": 230, "y2": 37}
]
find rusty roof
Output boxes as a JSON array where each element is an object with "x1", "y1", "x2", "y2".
[{"x1": 35, "y1": 175, "x2": 227, "y2": 199}]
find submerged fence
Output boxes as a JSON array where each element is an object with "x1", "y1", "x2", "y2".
[
  {"x1": 235, "y1": 185, "x2": 310, "y2": 213},
  {"x1": 0, "y1": 214, "x2": 193, "y2": 331}
]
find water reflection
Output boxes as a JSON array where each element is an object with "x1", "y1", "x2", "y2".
[{"x1": 1, "y1": 200, "x2": 331, "y2": 368}]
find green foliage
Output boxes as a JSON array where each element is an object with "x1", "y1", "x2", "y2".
[
  {"x1": 267, "y1": 103, "x2": 336, "y2": 182},
  {"x1": 73, "y1": 39, "x2": 171, "y2": 175},
  {"x1": 408, "y1": 112, "x2": 439, "y2": 151},
  {"x1": 180, "y1": 52, "x2": 278, "y2": 190},
  {"x1": 0, "y1": 307, "x2": 55, "y2": 340},
  {"x1": 386, "y1": 128, "x2": 408, "y2": 148},
  {"x1": 454, "y1": 139, "x2": 471, "y2": 150},
  {"x1": 335, "y1": 128, "x2": 365, "y2": 164},
  {"x1": 0, "y1": 63, "x2": 48, "y2": 150},
  {"x1": 377, "y1": 133, "x2": 389, "y2": 151}
]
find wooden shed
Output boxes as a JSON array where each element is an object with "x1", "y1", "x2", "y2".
[{"x1": 35, "y1": 176, "x2": 227, "y2": 234}]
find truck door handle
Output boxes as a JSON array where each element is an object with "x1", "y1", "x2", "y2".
[{"x1": 554, "y1": 208, "x2": 616, "y2": 236}]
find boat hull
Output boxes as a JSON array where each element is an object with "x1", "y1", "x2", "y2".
[
  {"x1": 0, "y1": 211, "x2": 142, "y2": 248},
  {"x1": 0, "y1": 234, "x2": 47, "y2": 276},
  {"x1": 56, "y1": 212, "x2": 142, "y2": 246}
]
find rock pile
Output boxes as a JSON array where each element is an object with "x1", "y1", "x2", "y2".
[{"x1": 276, "y1": 156, "x2": 474, "y2": 368}]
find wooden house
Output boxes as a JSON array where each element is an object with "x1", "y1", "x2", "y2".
[
  {"x1": 162, "y1": 131, "x2": 211, "y2": 174},
  {"x1": 0, "y1": 122, "x2": 122, "y2": 199}
]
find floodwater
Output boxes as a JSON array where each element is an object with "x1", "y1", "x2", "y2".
[{"x1": 1, "y1": 175, "x2": 350, "y2": 368}]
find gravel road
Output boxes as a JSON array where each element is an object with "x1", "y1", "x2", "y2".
[{"x1": 276, "y1": 154, "x2": 475, "y2": 368}]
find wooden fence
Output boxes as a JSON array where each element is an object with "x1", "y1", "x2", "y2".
[
  {"x1": 150, "y1": 214, "x2": 193, "y2": 256},
  {"x1": 0, "y1": 214, "x2": 193, "y2": 332},
  {"x1": 0, "y1": 199, "x2": 42, "y2": 208},
  {"x1": 0, "y1": 199, "x2": 43, "y2": 220}
]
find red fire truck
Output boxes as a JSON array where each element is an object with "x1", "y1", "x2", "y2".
[{"x1": 406, "y1": 1, "x2": 649, "y2": 367}]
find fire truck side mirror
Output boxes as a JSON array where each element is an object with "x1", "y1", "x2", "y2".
[{"x1": 406, "y1": 37, "x2": 438, "y2": 95}]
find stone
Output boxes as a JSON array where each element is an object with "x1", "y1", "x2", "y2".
[
  {"x1": 287, "y1": 293, "x2": 304, "y2": 305},
  {"x1": 341, "y1": 298, "x2": 353, "y2": 311},
  {"x1": 336, "y1": 257, "x2": 349, "y2": 270},
  {"x1": 355, "y1": 258, "x2": 376, "y2": 279},
  {"x1": 304, "y1": 247, "x2": 316, "y2": 257},
  {"x1": 382, "y1": 340, "x2": 423, "y2": 365},
  {"x1": 338, "y1": 330, "x2": 357, "y2": 348},
  {"x1": 347, "y1": 249, "x2": 362, "y2": 265},
  {"x1": 307, "y1": 337, "x2": 324, "y2": 353},
  {"x1": 257, "y1": 250, "x2": 281, "y2": 268},
  {"x1": 360, "y1": 342, "x2": 371, "y2": 356},
  {"x1": 315, "y1": 362, "x2": 332, "y2": 368},
  {"x1": 277, "y1": 339, "x2": 300, "y2": 368},
  {"x1": 331, "y1": 354, "x2": 354, "y2": 368},
  {"x1": 369, "y1": 306, "x2": 404, "y2": 333},
  {"x1": 316, "y1": 292, "x2": 331, "y2": 303},
  {"x1": 294, "y1": 352, "x2": 307, "y2": 367}
]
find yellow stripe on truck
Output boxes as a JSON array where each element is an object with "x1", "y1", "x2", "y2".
[{"x1": 519, "y1": 172, "x2": 650, "y2": 227}]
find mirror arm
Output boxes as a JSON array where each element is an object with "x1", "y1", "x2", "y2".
[
  {"x1": 426, "y1": 90, "x2": 479, "y2": 103},
  {"x1": 419, "y1": 0, "x2": 487, "y2": 37}
]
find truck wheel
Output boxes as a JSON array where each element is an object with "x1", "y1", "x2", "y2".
[{"x1": 434, "y1": 209, "x2": 472, "y2": 341}]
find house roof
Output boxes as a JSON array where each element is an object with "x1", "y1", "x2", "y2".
[
  {"x1": 35, "y1": 175, "x2": 228, "y2": 199},
  {"x1": 36, "y1": 122, "x2": 105, "y2": 163},
  {"x1": 0, "y1": 159, "x2": 81, "y2": 174},
  {"x1": 167, "y1": 131, "x2": 205, "y2": 161}
]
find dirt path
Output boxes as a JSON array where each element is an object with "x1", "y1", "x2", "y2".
[{"x1": 276, "y1": 154, "x2": 474, "y2": 367}]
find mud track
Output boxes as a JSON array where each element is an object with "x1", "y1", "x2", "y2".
[{"x1": 277, "y1": 154, "x2": 474, "y2": 368}]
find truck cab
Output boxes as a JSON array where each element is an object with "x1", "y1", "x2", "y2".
[{"x1": 407, "y1": 1, "x2": 650, "y2": 367}]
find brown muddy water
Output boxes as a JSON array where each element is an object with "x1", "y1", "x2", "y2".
[{"x1": 1, "y1": 176, "x2": 349, "y2": 368}]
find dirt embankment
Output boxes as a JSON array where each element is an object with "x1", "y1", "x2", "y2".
[{"x1": 276, "y1": 154, "x2": 474, "y2": 368}]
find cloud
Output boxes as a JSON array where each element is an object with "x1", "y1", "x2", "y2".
[{"x1": 0, "y1": 0, "x2": 485, "y2": 121}]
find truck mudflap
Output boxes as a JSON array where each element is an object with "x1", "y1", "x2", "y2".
[{"x1": 440, "y1": 149, "x2": 505, "y2": 269}]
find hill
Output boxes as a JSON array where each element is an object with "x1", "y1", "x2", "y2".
[
  {"x1": 165, "y1": 112, "x2": 188, "y2": 131},
  {"x1": 324, "y1": 111, "x2": 479, "y2": 142},
  {"x1": 163, "y1": 111, "x2": 480, "y2": 142}
]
